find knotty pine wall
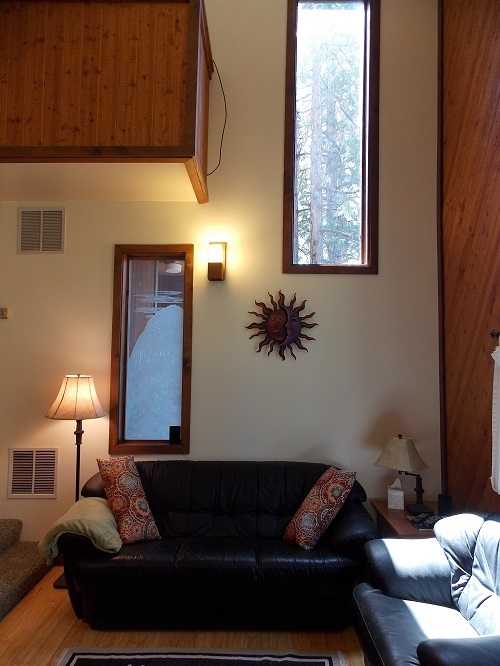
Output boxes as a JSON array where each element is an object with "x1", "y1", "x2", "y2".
[
  {"x1": 441, "y1": 0, "x2": 500, "y2": 511},
  {"x1": 0, "y1": 1, "x2": 191, "y2": 147},
  {"x1": 0, "y1": 0, "x2": 213, "y2": 201}
]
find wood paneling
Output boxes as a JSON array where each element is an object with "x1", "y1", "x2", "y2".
[
  {"x1": 441, "y1": 0, "x2": 500, "y2": 511},
  {"x1": 0, "y1": 1, "x2": 191, "y2": 147},
  {"x1": 0, "y1": 0, "x2": 212, "y2": 202}
]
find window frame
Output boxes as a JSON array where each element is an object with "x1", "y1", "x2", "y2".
[
  {"x1": 283, "y1": 0, "x2": 380, "y2": 274},
  {"x1": 108, "y1": 244, "x2": 193, "y2": 455}
]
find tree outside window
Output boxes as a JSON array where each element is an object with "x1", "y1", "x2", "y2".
[{"x1": 283, "y1": 0, "x2": 380, "y2": 274}]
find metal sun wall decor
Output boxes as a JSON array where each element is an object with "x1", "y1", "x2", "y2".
[{"x1": 246, "y1": 291, "x2": 318, "y2": 360}]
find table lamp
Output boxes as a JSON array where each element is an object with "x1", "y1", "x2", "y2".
[{"x1": 375, "y1": 433, "x2": 432, "y2": 515}]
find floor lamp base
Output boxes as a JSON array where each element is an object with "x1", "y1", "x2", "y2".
[{"x1": 53, "y1": 571, "x2": 67, "y2": 589}]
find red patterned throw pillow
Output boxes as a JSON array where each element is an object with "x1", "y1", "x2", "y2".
[
  {"x1": 284, "y1": 467, "x2": 356, "y2": 550},
  {"x1": 97, "y1": 456, "x2": 160, "y2": 544}
]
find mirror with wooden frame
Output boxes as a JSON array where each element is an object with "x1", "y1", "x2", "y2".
[{"x1": 109, "y1": 244, "x2": 193, "y2": 454}]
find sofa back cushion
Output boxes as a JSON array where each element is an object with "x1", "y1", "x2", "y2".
[
  {"x1": 434, "y1": 512, "x2": 500, "y2": 635},
  {"x1": 82, "y1": 460, "x2": 367, "y2": 539}
]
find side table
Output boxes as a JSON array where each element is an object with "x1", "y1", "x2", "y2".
[{"x1": 371, "y1": 499, "x2": 439, "y2": 538}]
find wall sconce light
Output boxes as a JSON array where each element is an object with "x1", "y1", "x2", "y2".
[{"x1": 208, "y1": 242, "x2": 226, "y2": 281}]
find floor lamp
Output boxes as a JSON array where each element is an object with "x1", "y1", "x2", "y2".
[{"x1": 45, "y1": 374, "x2": 105, "y2": 587}]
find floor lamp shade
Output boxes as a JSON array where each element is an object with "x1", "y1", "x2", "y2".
[{"x1": 45, "y1": 375, "x2": 105, "y2": 421}]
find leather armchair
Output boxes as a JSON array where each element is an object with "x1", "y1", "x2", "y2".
[{"x1": 353, "y1": 513, "x2": 500, "y2": 666}]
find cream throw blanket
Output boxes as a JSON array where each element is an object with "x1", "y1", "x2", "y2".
[{"x1": 38, "y1": 496, "x2": 122, "y2": 564}]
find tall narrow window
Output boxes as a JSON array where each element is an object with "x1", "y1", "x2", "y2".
[
  {"x1": 283, "y1": 0, "x2": 380, "y2": 274},
  {"x1": 109, "y1": 245, "x2": 193, "y2": 455}
]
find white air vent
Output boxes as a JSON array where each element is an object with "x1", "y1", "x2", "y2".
[
  {"x1": 8, "y1": 448, "x2": 58, "y2": 498},
  {"x1": 17, "y1": 207, "x2": 64, "y2": 253}
]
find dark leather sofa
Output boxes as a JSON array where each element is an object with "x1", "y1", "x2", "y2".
[
  {"x1": 58, "y1": 460, "x2": 377, "y2": 630},
  {"x1": 353, "y1": 512, "x2": 500, "y2": 666}
]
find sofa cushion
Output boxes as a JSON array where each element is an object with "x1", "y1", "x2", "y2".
[
  {"x1": 97, "y1": 456, "x2": 160, "y2": 544},
  {"x1": 434, "y1": 512, "x2": 500, "y2": 635},
  {"x1": 173, "y1": 536, "x2": 259, "y2": 596},
  {"x1": 284, "y1": 467, "x2": 356, "y2": 549},
  {"x1": 353, "y1": 582, "x2": 478, "y2": 666},
  {"x1": 72, "y1": 538, "x2": 183, "y2": 599},
  {"x1": 364, "y1": 537, "x2": 453, "y2": 607},
  {"x1": 130, "y1": 460, "x2": 340, "y2": 538},
  {"x1": 258, "y1": 537, "x2": 360, "y2": 598},
  {"x1": 82, "y1": 460, "x2": 369, "y2": 540}
]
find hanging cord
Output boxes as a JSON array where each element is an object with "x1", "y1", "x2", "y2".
[{"x1": 207, "y1": 60, "x2": 227, "y2": 176}]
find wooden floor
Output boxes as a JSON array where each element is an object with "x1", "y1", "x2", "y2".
[{"x1": 0, "y1": 567, "x2": 365, "y2": 666}]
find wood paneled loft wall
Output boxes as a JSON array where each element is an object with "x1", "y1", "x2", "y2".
[
  {"x1": 441, "y1": 0, "x2": 500, "y2": 511},
  {"x1": 0, "y1": 0, "x2": 213, "y2": 202}
]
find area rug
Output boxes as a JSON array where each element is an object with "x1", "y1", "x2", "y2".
[{"x1": 53, "y1": 648, "x2": 347, "y2": 666}]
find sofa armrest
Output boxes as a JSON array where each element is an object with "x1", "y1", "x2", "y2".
[
  {"x1": 417, "y1": 635, "x2": 500, "y2": 666},
  {"x1": 58, "y1": 531, "x2": 109, "y2": 559},
  {"x1": 365, "y1": 537, "x2": 453, "y2": 606},
  {"x1": 327, "y1": 501, "x2": 378, "y2": 555},
  {"x1": 57, "y1": 532, "x2": 111, "y2": 619},
  {"x1": 38, "y1": 497, "x2": 122, "y2": 564}
]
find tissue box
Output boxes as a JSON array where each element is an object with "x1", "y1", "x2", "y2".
[{"x1": 388, "y1": 486, "x2": 404, "y2": 510}]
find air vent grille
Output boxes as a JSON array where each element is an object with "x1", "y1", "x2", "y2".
[
  {"x1": 17, "y1": 207, "x2": 64, "y2": 253},
  {"x1": 8, "y1": 448, "x2": 58, "y2": 498}
]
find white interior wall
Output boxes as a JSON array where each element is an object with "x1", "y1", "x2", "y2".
[{"x1": 0, "y1": 0, "x2": 440, "y2": 540}]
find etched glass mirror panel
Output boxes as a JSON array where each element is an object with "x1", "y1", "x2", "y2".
[{"x1": 109, "y1": 245, "x2": 193, "y2": 454}]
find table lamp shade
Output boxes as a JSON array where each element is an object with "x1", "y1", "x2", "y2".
[
  {"x1": 375, "y1": 434, "x2": 428, "y2": 473},
  {"x1": 45, "y1": 374, "x2": 105, "y2": 421}
]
